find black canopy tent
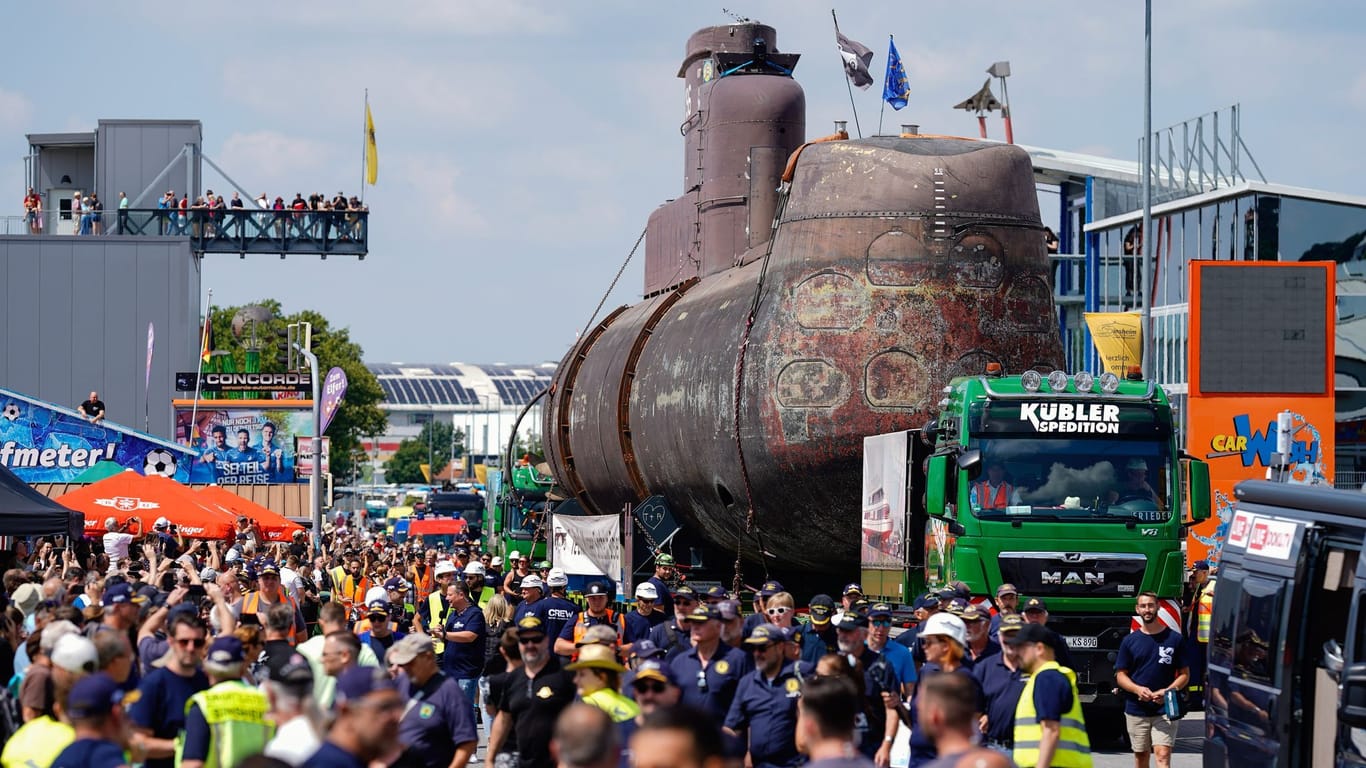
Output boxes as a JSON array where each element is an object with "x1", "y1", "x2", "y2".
[{"x1": 0, "y1": 464, "x2": 83, "y2": 538}]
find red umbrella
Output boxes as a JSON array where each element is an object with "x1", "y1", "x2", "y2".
[
  {"x1": 57, "y1": 470, "x2": 236, "y2": 540},
  {"x1": 197, "y1": 485, "x2": 305, "y2": 543}
]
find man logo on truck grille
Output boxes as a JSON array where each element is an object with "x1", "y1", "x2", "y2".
[
  {"x1": 1041, "y1": 571, "x2": 1105, "y2": 586},
  {"x1": 1020, "y1": 402, "x2": 1121, "y2": 434}
]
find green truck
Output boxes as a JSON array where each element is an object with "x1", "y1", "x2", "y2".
[
  {"x1": 861, "y1": 368, "x2": 1209, "y2": 726},
  {"x1": 485, "y1": 463, "x2": 551, "y2": 562}
]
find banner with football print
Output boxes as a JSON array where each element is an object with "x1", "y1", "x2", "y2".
[
  {"x1": 552, "y1": 514, "x2": 621, "y2": 580},
  {"x1": 173, "y1": 400, "x2": 315, "y2": 484}
]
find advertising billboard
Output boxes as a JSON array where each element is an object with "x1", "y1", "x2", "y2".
[
  {"x1": 174, "y1": 400, "x2": 314, "y2": 485},
  {"x1": 0, "y1": 387, "x2": 196, "y2": 484},
  {"x1": 1187, "y1": 262, "x2": 1335, "y2": 566}
]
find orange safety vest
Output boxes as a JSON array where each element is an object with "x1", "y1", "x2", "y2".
[
  {"x1": 331, "y1": 571, "x2": 370, "y2": 607},
  {"x1": 241, "y1": 591, "x2": 301, "y2": 644},
  {"x1": 973, "y1": 481, "x2": 1014, "y2": 509},
  {"x1": 571, "y1": 609, "x2": 624, "y2": 657},
  {"x1": 411, "y1": 566, "x2": 434, "y2": 604}
]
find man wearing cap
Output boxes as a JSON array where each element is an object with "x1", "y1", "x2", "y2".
[
  {"x1": 486, "y1": 556, "x2": 503, "y2": 590},
  {"x1": 648, "y1": 585, "x2": 699, "y2": 662},
  {"x1": 178, "y1": 636, "x2": 273, "y2": 768},
  {"x1": 717, "y1": 600, "x2": 747, "y2": 648},
  {"x1": 1185, "y1": 560, "x2": 1214, "y2": 709},
  {"x1": 646, "y1": 554, "x2": 674, "y2": 607},
  {"x1": 417, "y1": 560, "x2": 460, "y2": 657},
  {"x1": 20, "y1": 620, "x2": 80, "y2": 722},
  {"x1": 558, "y1": 581, "x2": 624, "y2": 657},
  {"x1": 841, "y1": 583, "x2": 864, "y2": 612},
  {"x1": 797, "y1": 595, "x2": 838, "y2": 665},
  {"x1": 865, "y1": 603, "x2": 916, "y2": 697},
  {"x1": 623, "y1": 582, "x2": 665, "y2": 649},
  {"x1": 360, "y1": 598, "x2": 407, "y2": 662},
  {"x1": 384, "y1": 576, "x2": 418, "y2": 625},
  {"x1": 129, "y1": 612, "x2": 210, "y2": 768},
  {"x1": 262, "y1": 651, "x2": 322, "y2": 766},
  {"x1": 1020, "y1": 598, "x2": 1074, "y2": 669},
  {"x1": 302, "y1": 666, "x2": 405, "y2": 768},
  {"x1": 1115, "y1": 592, "x2": 1187, "y2": 768},
  {"x1": 567, "y1": 643, "x2": 639, "y2": 727},
  {"x1": 629, "y1": 659, "x2": 681, "y2": 720},
  {"x1": 672, "y1": 604, "x2": 750, "y2": 721},
  {"x1": 235, "y1": 560, "x2": 306, "y2": 644},
  {"x1": 990, "y1": 584, "x2": 1020, "y2": 636},
  {"x1": 488, "y1": 617, "x2": 577, "y2": 768},
  {"x1": 437, "y1": 579, "x2": 486, "y2": 718},
  {"x1": 542, "y1": 569, "x2": 581, "y2": 647},
  {"x1": 388, "y1": 633, "x2": 478, "y2": 768},
  {"x1": 832, "y1": 612, "x2": 900, "y2": 764},
  {"x1": 1006, "y1": 624, "x2": 1091, "y2": 768},
  {"x1": 974, "y1": 613, "x2": 1028, "y2": 755},
  {"x1": 48, "y1": 673, "x2": 132, "y2": 768},
  {"x1": 724, "y1": 624, "x2": 808, "y2": 768},
  {"x1": 962, "y1": 604, "x2": 1000, "y2": 664}
]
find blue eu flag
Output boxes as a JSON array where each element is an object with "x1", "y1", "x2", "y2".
[{"x1": 883, "y1": 36, "x2": 910, "y2": 110}]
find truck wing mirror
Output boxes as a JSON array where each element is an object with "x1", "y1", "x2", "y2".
[
  {"x1": 1187, "y1": 459, "x2": 1210, "y2": 523},
  {"x1": 1341, "y1": 663, "x2": 1366, "y2": 727},
  {"x1": 957, "y1": 448, "x2": 982, "y2": 480},
  {"x1": 927, "y1": 455, "x2": 951, "y2": 518}
]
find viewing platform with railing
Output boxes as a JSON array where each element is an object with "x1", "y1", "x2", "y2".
[{"x1": 2, "y1": 207, "x2": 368, "y2": 258}]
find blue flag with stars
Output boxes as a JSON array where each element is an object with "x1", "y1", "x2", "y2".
[{"x1": 883, "y1": 36, "x2": 910, "y2": 110}]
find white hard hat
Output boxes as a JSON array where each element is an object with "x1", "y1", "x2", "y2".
[
  {"x1": 434, "y1": 560, "x2": 459, "y2": 577},
  {"x1": 464, "y1": 562, "x2": 486, "y2": 576},
  {"x1": 635, "y1": 582, "x2": 659, "y2": 600},
  {"x1": 520, "y1": 575, "x2": 544, "y2": 591},
  {"x1": 546, "y1": 568, "x2": 568, "y2": 587},
  {"x1": 508, "y1": 550, "x2": 522, "y2": 561},
  {"x1": 364, "y1": 586, "x2": 388, "y2": 605},
  {"x1": 920, "y1": 612, "x2": 968, "y2": 648},
  {"x1": 154, "y1": 516, "x2": 170, "y2": 529}
]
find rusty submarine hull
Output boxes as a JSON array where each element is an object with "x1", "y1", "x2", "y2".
[{"x1": 543, "y1": 22, "x2": 1063, "y2": 576}]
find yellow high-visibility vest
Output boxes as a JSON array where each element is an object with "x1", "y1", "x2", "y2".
[
  {"x1": 177, "y1": 680, "x2": 274, "y2": 768},
  {"x1": 1014, "y1": 661, "x2": 1092, "y2": 768},
  {"x1": 1196, "y1": 577, "x2": 1216, "y2": 643}
]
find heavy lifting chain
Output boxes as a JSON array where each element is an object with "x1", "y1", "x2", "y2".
[{"x1": 577, "y1": 226, "x2": 648, "y2": 344}]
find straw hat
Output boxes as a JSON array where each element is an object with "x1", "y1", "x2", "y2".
[{"x1": 565, "y1": 643, "x2": 625, "y2": 673}]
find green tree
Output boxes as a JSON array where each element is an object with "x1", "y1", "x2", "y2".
[
  {"x1": 385, "y1": 420, "x2": 464, "y2": 485},
  {"x1": 202, "y1": 300, "x2": 388, "y2": 482}
]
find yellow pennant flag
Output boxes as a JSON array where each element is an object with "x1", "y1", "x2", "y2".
[
  {"x1": 1084, "y1": 312, "x2": 1142, "y2": 374},
  {"x1": 365, "y1": 102, "x2": 378, "y2": 185}
]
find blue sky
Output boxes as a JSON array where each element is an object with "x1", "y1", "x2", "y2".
[{"x1": 4, "y1": 1, "x2": 1363, "y2": 365}]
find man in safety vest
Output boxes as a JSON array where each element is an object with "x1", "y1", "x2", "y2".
[
  {"x1": 235, "y1": 560, "x2": 306, "y2": 644},
  {"x1": 1187, "y1": 563, "x2": 1216, "y2": 708},
  {"x1": 416, "y1": 560, "x2": 460, "y2": 655},
  {"x1": 1006, "y1": 624, "x2": 1091, "y2": 768},
  {"x1": 178, "y1": 636, "x2": 274, "y2": 768},
  {"x1": 556, "y1": 580, "x2": 625, "y2": 658},
  {"x1": 330, "y1": 556, "x2": 370, "y2": 609},
  {"x1": 463, "y1": 561, "x2": 496, "y2": 609},
  {"x1": 973, "y1": 461, "x2": 1023, "y2": 510}
]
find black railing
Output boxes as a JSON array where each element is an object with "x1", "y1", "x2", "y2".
[{"x1": 5, "y1": 208, "x2": 368, "y2": 257}]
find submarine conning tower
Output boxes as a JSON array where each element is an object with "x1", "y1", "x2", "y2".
[{"x1": 643, "y1": 23, "x2": 806, "y2": 297}]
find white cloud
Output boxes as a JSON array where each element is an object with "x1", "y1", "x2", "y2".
[{"x1": 214, "y1": 131, "x2": 335, "y2": 192}]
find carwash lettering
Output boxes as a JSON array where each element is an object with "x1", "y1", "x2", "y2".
[
  {"x1": 1019, "y1": 403, "x2": 1121, "y2": 434},
  {"x1": 0, "y1": 441, "x2": 116, "y2": 468}
]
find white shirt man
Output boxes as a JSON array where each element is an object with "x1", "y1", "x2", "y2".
[{"x1": 102, "y1": 517, "x2": 134, "y2": 571}]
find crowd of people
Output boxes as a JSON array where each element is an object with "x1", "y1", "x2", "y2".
[
  {"x1": 0, "y1": 512, "x2": 1197, "y2": 768},
  {"x1": 19, "y1": 187, "x2": 368, "y2": 239}
]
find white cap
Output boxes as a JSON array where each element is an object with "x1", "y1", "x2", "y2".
[
  {"x1": 364, "y1": 586, "x2": 388, "y2": 605},
  {"x1": 154, "y1": 516, "x2": 170, "y2": 529},
  {"x1": 520, "y1": 575, "x2": 544, "y2": 591},
  {"x1": 490, "y1": 556, "x2": 503, "y2": 567},
  {"x1": 40, "y1": 620, "x2": 80, "y2": 654},
  {"x1": 434, "y1": 561, "x2": 459, "y2": 577},
  {"x1": 464, "y1": 562, "x2": 486, "y2": 576},
  {"x1": 51, "y1": 634, "x2": 98, "y2": 674},
  {"x1": 546, "y1": 568, "x2": 568, "y2": 588},
  {"x1": 919, "y1": 612, "x2": 968, "y2": 648},
  {"x1": 508, "y1": 550, "x2": 521, "y2": 561},
  {"x1": 635, "y1": 582, "x2": 659, "y2": 600}
]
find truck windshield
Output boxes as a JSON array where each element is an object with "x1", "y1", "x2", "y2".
[{"x1": 967, "y1": 436, "x2": 1173, "y2": 523}]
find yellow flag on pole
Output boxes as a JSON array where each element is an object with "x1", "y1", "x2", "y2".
[
  {"x1": 365, "y1": 102, "x2": 378, "y2": 185},
  {"x1": 1084, "y1": 312, "x2": 1142, "y2": 374}
]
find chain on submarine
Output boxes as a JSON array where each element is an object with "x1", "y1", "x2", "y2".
[{"x1": 543, "y1": 23, "x2": 1063, "y2": 576}]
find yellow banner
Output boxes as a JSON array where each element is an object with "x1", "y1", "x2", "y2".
[
  {"x1": 1084, "y1": 312, "x2": 1142, "y2": 374},
  {"x1": 365, "y1": 102, "x2": 379, "y2": 185}
]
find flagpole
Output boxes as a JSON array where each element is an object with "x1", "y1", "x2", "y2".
[
  {"x1": 189, "y1": 288, "x2": 211, "y2": 448},
  {"x1": 831, "y1": 10, "x2": 863, "y2": 138},
  {"x1": 360, "y1": 90, "x2": 368, "y2": 205}
]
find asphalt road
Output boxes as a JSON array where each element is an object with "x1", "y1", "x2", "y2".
[{"x1": 1089, "y1": 712, "x2": 1204, "y2": 767}]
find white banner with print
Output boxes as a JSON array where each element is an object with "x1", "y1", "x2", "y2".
[{"x1": 552, "y1": 515, "x2": 621, "y2": 579}]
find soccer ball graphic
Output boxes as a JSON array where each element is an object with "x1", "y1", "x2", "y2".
[
  {"x1": 143, "y1": 449, "x2": 178, "y2": 478},
  {"x1": 1, "y1": 403, "x2": 18, "y2": 421}
]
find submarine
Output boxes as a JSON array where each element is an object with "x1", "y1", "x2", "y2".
[{"x1": 543, "y1": 22, "x2": 1064, "y2": 576}]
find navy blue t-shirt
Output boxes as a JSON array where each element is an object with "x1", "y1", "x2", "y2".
[
  {"x1": 1115, "y1": 627, "x2": 1184, "y2": 716},
  {"x1": 972, "y1": 653, "x2": 1025, "y2": 744},
  {"x1": 129, "y1": 667, "x2": 210, "y2": 768},
  {"x1": 623, "y1": 608, "x2": 665, "y2": 643},
  {"x1": 50, "y1": 738, "x2": 127, "y2": 768},
  {"x1": 542, "y1": 596, "x2": 579, "y2": 643},
  {"x1": 398, "y1": 672, "x2": 478, "y2": 767},
  {"x1": 798, "y1": 624, "x2": 837, "y2": 664},
  {"x1": 513, "y1": 596, "x2": 551, "y2": 627},
  {"x1": 671, "y1": 642, "x2": 753, "y2": 721},
  {"x1": 1031, "y1": 668, "x2": 1074, "y2": 721},
  {"x1": 724, "y1": 661, "x2": 812, "y2": 768},
  {"x1": 443, "y1": 603, "x2": 487, "y2": 678},
  {"x1": 647, "y1": 620, "x2": 690, "y2": 661},
  {"x1": 302, "y1": 740, "x2": 368, "y2": 768}
]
